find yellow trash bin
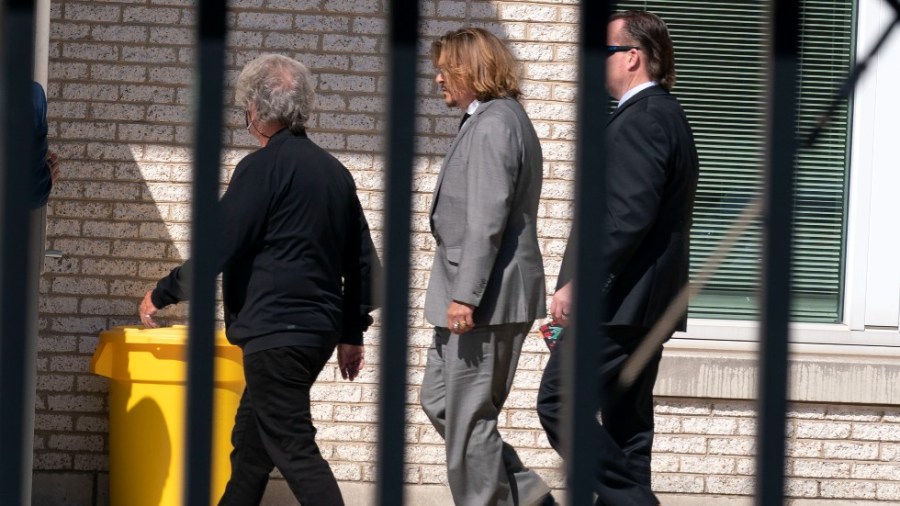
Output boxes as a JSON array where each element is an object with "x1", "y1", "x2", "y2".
[{"x1": 90, "y1": 325, "x2": 244, "y2": 506}]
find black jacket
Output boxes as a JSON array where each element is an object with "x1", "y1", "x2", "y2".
[
  {"x1": 152, "y1": 128, "x2": 379, "y2": 353},
  {"x1": 558, "y1": 85, "x2": 699, "y2": 333}
]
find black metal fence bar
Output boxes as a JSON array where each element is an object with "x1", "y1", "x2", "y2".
[
  {"x1": 0, "y1": 2, "x2": 822, "y2": 505},
  {"x1": 183, "y1": 1, "x2": 228, "y2": 504},
  {"x1": 375, "y1": 1, "x2": 418, "y2": 504},
  {"x1": 562, "y1": 2, "x2": 610, "y2": 505},
  {"x1": 755, "y1": 1, "x2": 800, "y2": 504},
  {"x1": 0, "y1": 0, "x2": 37, "y2": 504}
]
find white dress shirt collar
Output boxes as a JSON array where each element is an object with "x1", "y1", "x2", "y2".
[
  {"x1": 617, "y1": 81, "x2": 657, "y2": 108},
  {"x1": 458, "y1": 99, "x2": 482, "y2": 132},
  {"x1": 466, "y1": 99, "x2": 482, "y2": 116}
]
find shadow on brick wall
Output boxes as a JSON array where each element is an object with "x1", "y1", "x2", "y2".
[
  {"x1": 32, "y1": 58, "x2": 209, "y2": 505},
  {"x1": 30, "y1": 0, "x2": 577, "y2": 504}
]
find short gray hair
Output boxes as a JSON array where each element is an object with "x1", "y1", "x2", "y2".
[{"x1": 235, "y1": 54, "x2": 315, "y2": 133}]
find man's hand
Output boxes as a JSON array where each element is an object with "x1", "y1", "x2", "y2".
[
  {"x1": 338, "y1": 344, "x2": 365, "y2": 381},
  {"x1": 447, "y1": 300, "x2": 475, "y2": 334},
  {"x1": 47, "y1": 150, "x2": 60, "y2": 184},
  {"x1": 139, "y1": 290, "x2": 160, "y2": 328},
  {"x1": 550, "y1": 282, "x2": 573, "y2": 327}
]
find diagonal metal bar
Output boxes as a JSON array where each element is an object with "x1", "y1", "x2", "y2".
[
  {"x1": 562, "y1": 1, "x2": 610, "y2": 505},
  {"x1": 756, "y1": 1, "x2": 800, "y2": 504},
  {"x1": 620, "y1": 196, "x2": 763, "y2": 388},
  {"x1": 183, "y1": 0, "x2": 227, "y2": 504},
  {"x1": 805, "y1": 0, "x2": 900, "y2": 147},
  {"x1": 0, "y1": 0, "x2": 38, "y2": 504},
  {"x1": 375, "y1": 0, "x2": 418, "y2": 504}
]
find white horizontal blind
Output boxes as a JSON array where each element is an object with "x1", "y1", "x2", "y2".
[{"x1": 614, "y1": 0, "x2": 853, "y2": 322}]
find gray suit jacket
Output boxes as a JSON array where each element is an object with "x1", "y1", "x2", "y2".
[{"x1": 425, "y1": 97, "x2": 546, "y2": 327}]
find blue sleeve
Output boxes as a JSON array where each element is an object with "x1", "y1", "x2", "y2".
[{"x1": 31, "y1": 82, "x2": 52, "y2": 209}]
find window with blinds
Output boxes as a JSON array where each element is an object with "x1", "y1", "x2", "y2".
[{"x1": 613, "y1": 1, "x2": 854, "y2": 322}]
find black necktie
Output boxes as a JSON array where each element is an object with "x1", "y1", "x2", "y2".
[{"x1": 459, "y1": 113, "x2": 471, "y2": 130}]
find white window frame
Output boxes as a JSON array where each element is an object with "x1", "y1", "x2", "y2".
[{"x1": 846, "y1": 0, "x2": 900, "y2": 332}]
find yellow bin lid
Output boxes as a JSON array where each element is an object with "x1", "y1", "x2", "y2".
[{"x1": 90, "y1": 325, "x2": 243, "y2": 384}]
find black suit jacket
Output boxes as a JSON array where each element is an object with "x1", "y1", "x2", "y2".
[{"x1": 558, "y1": 85, "x2": 699, "y2": 333}]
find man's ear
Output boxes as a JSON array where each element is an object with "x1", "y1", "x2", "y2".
[{"x1": 626, "y1": 50, "x2": 642, "y2": 72}]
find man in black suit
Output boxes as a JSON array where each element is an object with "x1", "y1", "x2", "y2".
[{"x1": 536, "y1": 11, "x2": 699, "y2": 506}]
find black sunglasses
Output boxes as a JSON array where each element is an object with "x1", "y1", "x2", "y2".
[{"x1": 606, "y1": 45, "x2": 640, "y2": 55}]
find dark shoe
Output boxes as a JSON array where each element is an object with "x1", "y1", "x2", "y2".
[{"x1": 540, "y1": 493, "x2": 560, "y2": 506}]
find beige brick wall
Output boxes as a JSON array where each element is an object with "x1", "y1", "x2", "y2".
[
  {"x1": 32, "y1": 0, "x2": 899, "y2": 504},
  {"x1": 653, "y1": 400, "x2": 900, "y2": 502}
]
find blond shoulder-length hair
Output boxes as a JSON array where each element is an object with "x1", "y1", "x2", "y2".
[{"x1": 431, "y1": 27, "x2": 521, "y2": 101}]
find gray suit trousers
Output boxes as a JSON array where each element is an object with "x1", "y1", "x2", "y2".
[{"x1": 421, "y1": 323, "x2": 551, "y2": 506}]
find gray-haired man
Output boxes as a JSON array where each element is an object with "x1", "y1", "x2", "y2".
[{"x1": 139, "y1": 54, "x2": 379, "y2": 505}]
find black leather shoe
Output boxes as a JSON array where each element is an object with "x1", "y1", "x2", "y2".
[{"x1": 540, "y1": 493, "x2": 560, "y2": 506}]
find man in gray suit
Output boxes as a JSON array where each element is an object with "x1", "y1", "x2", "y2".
[{"x1": 421, "y1": 28, "x2": 554, "y2": 506}]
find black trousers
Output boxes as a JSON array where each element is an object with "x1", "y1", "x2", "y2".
[
  {"x1": 536, "y1": 327, "x2": 662, "y2": 506},
  {"x1": 218, "y1": 345, "x2": 344, "y2": 506}
]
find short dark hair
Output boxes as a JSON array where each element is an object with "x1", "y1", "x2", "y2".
[{"x1": 610, "y1": 10, "x2": 676, "y2": 91}]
